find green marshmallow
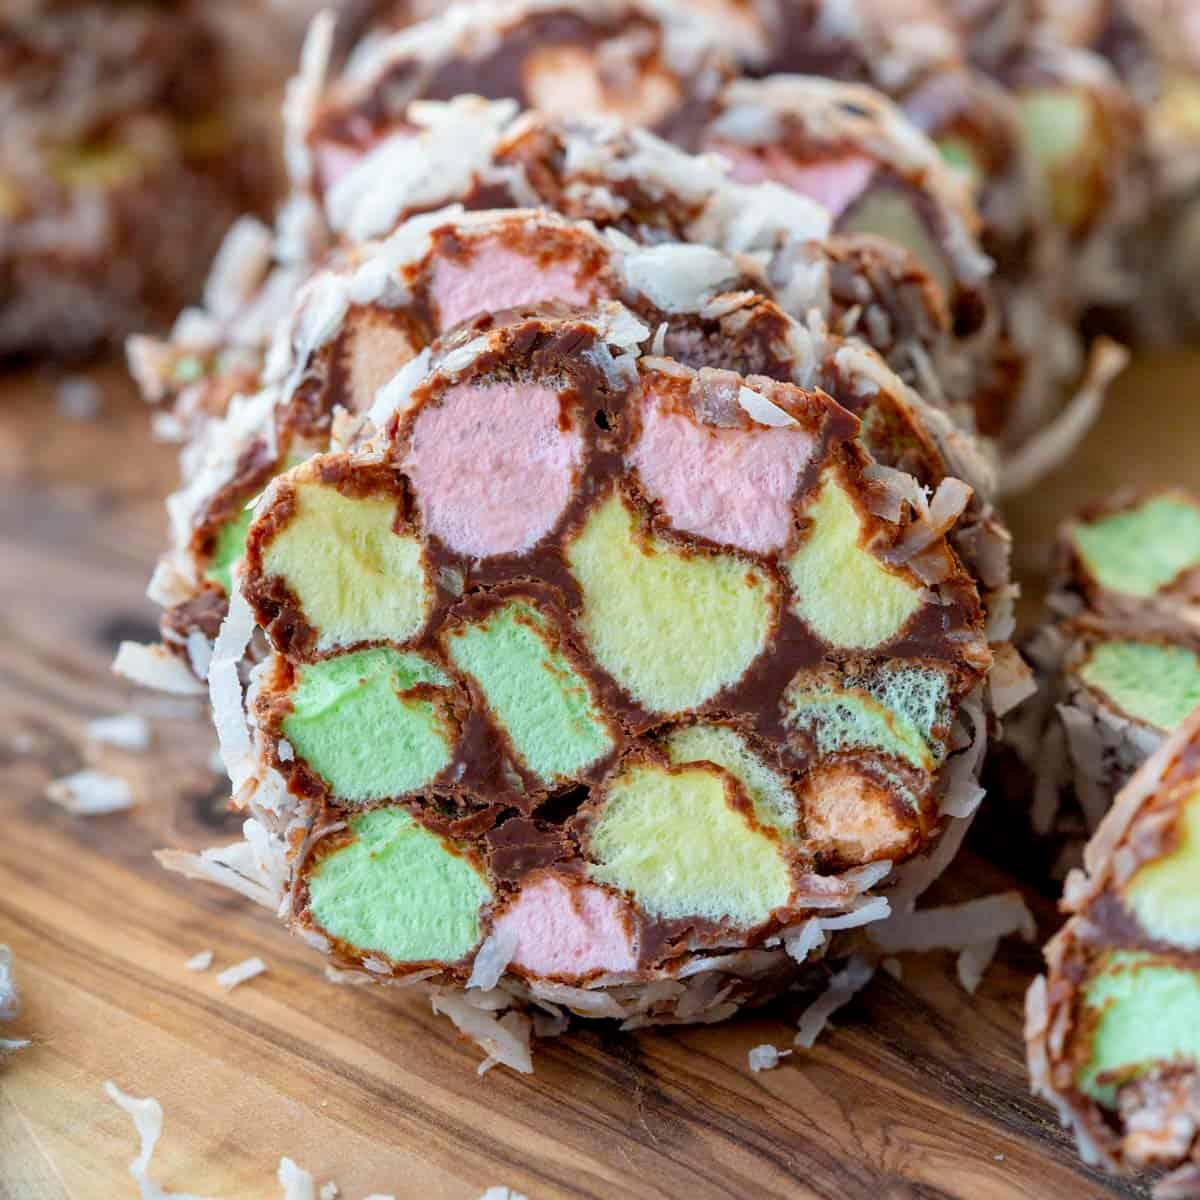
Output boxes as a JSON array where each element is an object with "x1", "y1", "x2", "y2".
[
  {"x1": 1072, "y1": 495, "x2": 1200, "y2": 598},
  {"x1": 840, "y1": 187, "x2": 953, "y2": 305},
  {"x1": 787, "y1": 472, "x2": 922, "y2": 650},
  {"x1": 307, "y1": 807, "x2": 491, "y2": 963},
  {"x1": 444, "y1": 601, "x2": 613, "y2": 785},
  {"x1": 665, "y1": 723, "x2": 797, "y2": 840},
  {"x1": 588, "y1": 760, "x2": 793, "y2": 928},
  {"x1": 1079, "y1": 641, "x2": 1200, "y2": 732},
  {"x1": 205, "y1": 506, "x2": 255, "y2": 597},
  {"x1": 282, "y1": 647, "x2": 457, "y2": 802},
  {"x1": 1077, "y1": 950, "x2": 1200, "y2": 1106},
  {"x1": 783, "y1": 666, "x2": 948, "y2": 774}
]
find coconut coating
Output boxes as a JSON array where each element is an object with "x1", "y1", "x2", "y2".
[{"x1": 237, "y1": 307, "x2": 990, "y2": 988}]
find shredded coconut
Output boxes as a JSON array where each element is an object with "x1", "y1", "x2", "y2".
[
  {"x1": 748, "y1": 1044, "x2": 792, "y2": 1072},
  {"x1": 782, "y1": 918, "x2": 826, "y2": 964},
  {"x1": 431, "y1": 990, "x2": 533, "y2": 1076},
  {"x1": 103, "y1": 1081, "x2": 214, "y2": 1199},
  {"x1": 208, "y1": 587, "x2": 258, "y2": 792},
  {"x1": 215, "y1": 957, "x2": 267, "y2": 991},
  {"x1": 46, "y1": 769, "x2": 135, "y2": 815},
  {"x1": 794, "y1": 956, "x2": 876, "y2": 1049},
  {"x1": 114, "y1": 642, "x2": 206, "y2": 696},
  {"x1": 868, "y1": 892, "x2": 1036, "y2": 955},
  {"x1": 999, "y1": 339, "x2": 1129, "y2": 497},
  {"x1": 737, "y1": 385, "x2": 797, "y2": 428},
  {"x1": 156, "y1": 821, "x2": 285, "y2": 911},
  {"x1": 819, "y1": 895, "x2": 891, "y2": 930},
  {"x1": 86, "y1": 713, "x2": 151, "y2": 752},
  {"x1": 956, "y1": 938, "x2": 1000, "y2": 994},
  {"x1": 467, "y1": 929, "x2": 518, "y2": 992}
]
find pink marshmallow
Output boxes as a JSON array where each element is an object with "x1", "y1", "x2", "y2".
[
  {"x1": 709, "y1": 142, "x2": 876, "y2": 219},
  {"x1": 629, "y1": 390, "x2": 815, "y2": 554},
  {"x1": 429, "y1": 242, "x2": 608, "y2": 333},
  {"x1": 493, "y1": 873, "x2": 637, "y2": 979},
  {"x1": 403, "y1": 380, "x2": 584, "y2": 558}
]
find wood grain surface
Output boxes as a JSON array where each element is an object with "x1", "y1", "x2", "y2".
[{"x1": 3, "y1": 354, "x2": 1191, "y2": 1200}]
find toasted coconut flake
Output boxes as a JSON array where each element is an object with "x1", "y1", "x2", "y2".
[
  {"x1": 284, "y1": 10, "x2": 336, "y2": 188},
  {"x1": 216, "y1": 957, "x2": 267, "y2": 991},
  {"x1": 738, "y1": 385, "x2": 798, "y2": 428},
  {"x1": 369, "y1": 347, "x2": 432, "y2": 432},
  {"x1": 186, "y1": 633, "x2": 214, "y2": 681},
  {"x1": 46, "y1": 769, "x2": 135, "y2": 815},
  {"x1": 431, "y1": 990, "x2": 533, "y2": 1076},
  {"x1": 782, "y1": 919, "x2": 826, "y2": 964},
  {"x1": 840, "y1": 859, "x2": 893, "y2": 892},
  {"x1": 889, "y1": 478, "x2": 972, "y2": 563},
  {"x1": 748, "y1": 1044, "x2": 792, "y2": 1072},
  {"x1": 204, "y1": 217, "x2": 274, "y2": 321},
  {"x1": 868, "y1": 892, "x2": 1035, "y2": 955},
  {"x1": 956, "y1": 938, "x2": 999, "y2": 994},
  {"x1": 989, "y1": 643, "x2": 1036, "y2": 716},
  {"x1": 532, "y1": 1008, "x2": 570, "y2": 1039},
  {"x1": 114, "y1": 642, "x2": 206, "y2": 696},
  {"x1": 467, "y1": 929, "x2": 518, "y2": 992},
  {"x1": 999, "y1": 339, "x2": 1129, "y2": 497},
  {"x1": 208, "y1": 587, "x2": 257, "y2": 792},
  {"x1": 184, "y1": 951, "x2": 213, "y2": 973},
  {"x1": 819, "y1": 896, "x2": 891, "y2": 930},
  {"x1": 86, "y1": 713, "x2": 151, "y2": 752},
  {"x1": 794, "y1": 956, "x2": 875, "y2": 1049},
  {"x1": 619, "y1": 242, "x2": 737, "y2": 314},
  {"x1": 156, "y1": 821, "x2": 284, "y2": 911}
]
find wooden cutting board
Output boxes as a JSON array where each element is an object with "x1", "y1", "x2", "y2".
[{"x1": 4, "y1": 353, "x2": 1191, "y2": 1200}]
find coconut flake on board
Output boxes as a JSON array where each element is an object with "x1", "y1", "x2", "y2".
[
  {"x1": 215, "y1": 957, "x2": 267, "y2": 991},
  {"x1": 103, "y1": 1081, "x2": 214, "y2": 1200},
  {"x1": 869, "y1": 893, "x2": 1036, "y2": 993},
  {"x1": 114, "y1": 642, "x2": 207, "y2": 696},
  {"x1": 86, "y1": 713, "x2": 152, "y2": 752},
  {"x1": 46, "y1": 769, "x2": 135, "y2": 815},
  {"x1": 431, "y1": 989, "x2": 533, "y2": 1076},
  {"x1": 748, "y1": 1044, "x2": 792, "y2": 1072}
]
